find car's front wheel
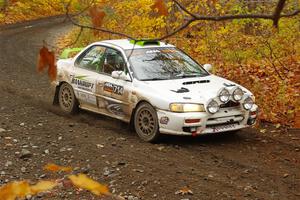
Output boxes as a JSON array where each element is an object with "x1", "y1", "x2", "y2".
[
  {"x1": 134, "y1": 102, "x2": 160, "y2": 142},
  {"x1": 58, "y1": 83, "x2": 78, "y2": 114}
]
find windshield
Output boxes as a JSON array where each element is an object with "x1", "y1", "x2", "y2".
[{"x1": 126, "y1": 47, "x2": 209, "y2": 81}]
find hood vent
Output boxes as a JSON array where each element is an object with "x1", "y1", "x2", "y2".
[
  {"x1": 171, "y1": 87, "x2": 190, "y2": 93},
  {"x1": 183, "y1": 80, "x2": 210, "y2": 85}
]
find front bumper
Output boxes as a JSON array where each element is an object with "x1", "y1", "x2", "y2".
[{"x1": 157, "y1": 104, "x2": 258, "y2": 136}]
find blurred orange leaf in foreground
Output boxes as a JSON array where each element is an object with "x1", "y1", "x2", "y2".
[
  {"x1": 89, "y1": 6, "x2": 106, "y2": 36},
  {"x1": 0, "y1": 180, "x2": 57, "y2": 200},
  {"x1": 68, "y1": 173, "x2": 110, "y2": 196},
  {"x1": 37, "y1": 46, "x2": 57, "y2": 82},
  {"x1": 151, "y1": 0, "x2": 169, "y2": 16},
  {"x1": 44, "y1": 163, "x2": 73, "y2": 173},
  {"x1": 30, "y1": 180, "x2": 57, "y2": 194}
]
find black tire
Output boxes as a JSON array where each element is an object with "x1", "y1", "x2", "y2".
[
  {"x1": 134, "y1": 102, "x2": 160, "y2": 142},
  {"x1": 58, "y1": 83, "x2": 78, "y2": 114}
]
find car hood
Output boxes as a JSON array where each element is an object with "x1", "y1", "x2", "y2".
[{"x1": 139, "y1": 75, "x2": 251, "y2": 104}]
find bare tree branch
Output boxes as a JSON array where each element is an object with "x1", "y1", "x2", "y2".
[
  {"x1": 65, "y1": 0, "x2": 300, "y2": 41},
  {"x1": 158, "y1": 18, "x2": 194, "y2": 40},
  {"x1": 174, "y1": 0, "x2": 298, "y2": 22},
  {"x1": 63, "y1": 27, "x2": 84, "y2": 48},
  {"x1": 172, "y1": 0, "x2": 198, "y2": 19}
]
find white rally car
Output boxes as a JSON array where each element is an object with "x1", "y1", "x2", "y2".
[{"x1": 53, "y1": 39, "x2": 258, "y2": 142}]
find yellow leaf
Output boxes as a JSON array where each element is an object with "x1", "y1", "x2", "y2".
[
  {"x1": 68, "y1": 174, "x2": 110, "y2": 196},
  {"x1": 30, "y1": 181, "x2": 57, "y2": 195},
  {"x1": 0, "y1": 182, "x2": 17, "y2": 200},
  {"x1": 0, "y1": 181, "x2": 31, "y2": 200},
  {"x1": 44, "y1": 163, "x2": 73, "y2": 173}
]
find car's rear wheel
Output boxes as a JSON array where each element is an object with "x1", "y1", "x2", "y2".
[
  {"x1": 58, "y1": 83, "x2": 78, "y2": 114},
  {"x1": 134, "y1": 102, "x2": 160, "y2": 142}
]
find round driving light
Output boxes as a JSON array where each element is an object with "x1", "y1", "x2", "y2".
[
  {"x1": 207, "y1": 100, "x2": 219, "y2": 114},
  {"x1": 233, "y1": 87, "x2": 244, "y2": 101},
  {"x1": 219, "y1": 88, "x2": 230, "y2": 103},
  {"x1": 243, "y1": 97, "x2": 254, "y2": 110}
]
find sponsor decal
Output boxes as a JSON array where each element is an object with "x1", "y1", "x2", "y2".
[
  {"x1": 104, "y1": 82, "x2": 124, "y2": 95},
  {"x1": 71, "y1": 75, "x2": 94, "y2": 92},
  {"x1": 160, "y1": 116, "x2": 169, "y2": 125},
  {"x1": 107, "y1": 103, "x2": 124, "y2": 116},
  {"x1": 78, "y1": 92, "x2": 97, "y2": 105},
  {"x1": 146, "y1": 49, "x2": 160, "y2": 54}
]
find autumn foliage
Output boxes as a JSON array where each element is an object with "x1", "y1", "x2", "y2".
[
  {"x1": 37, "y1": 46, "x2": 57, "y2": 82},
  {"x1": 0, "y1": 0, "x2": 78, "y2": 24}
]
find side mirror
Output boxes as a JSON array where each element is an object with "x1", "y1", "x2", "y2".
[
  {"x1": 111, "y1": 71, "x2": 131, "y2": 81},
  {"x1": 203, "y1": 64, "x2": 213, "y2": 73}
]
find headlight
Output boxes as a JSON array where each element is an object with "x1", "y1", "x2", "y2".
[
  {"x1": 207, "y1": 100, "x2": 219, "y2": 114},
  {"x1": 219, "y1": 88, "x2": 230, "y2": 103},
  {"x1": 233, "y1": 87, "x2": 244, "y2": 101},
  {"x1": 170, "y1": 103, "x2": 205, "y2": 112},
  {"x1": 243, "y1": 97, "x2": 254, "y2": 110}
]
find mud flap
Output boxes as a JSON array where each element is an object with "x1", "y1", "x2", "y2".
[{"x1": 53, "y1": 86, "x2": 60, "y2": 105}]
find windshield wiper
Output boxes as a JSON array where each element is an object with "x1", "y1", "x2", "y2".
[{"x1": 174, "y1": 73, "x2": 201, "y2": 78}]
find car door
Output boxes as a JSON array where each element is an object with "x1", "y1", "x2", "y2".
[
  {"x1": 72, "y1": 45, "x2": 106, "y2": 110},
  {"x1": 96, "y1": 47, "x2": 133, "y2": 122}
]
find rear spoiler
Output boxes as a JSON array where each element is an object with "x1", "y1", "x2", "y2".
[{"x1": 60, "y1": 48, "x2": 83, "y2": 59}]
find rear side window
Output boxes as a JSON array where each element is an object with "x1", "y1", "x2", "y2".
[{"x1": 76, "y1": 46, "x2": 106, "y2": 72}]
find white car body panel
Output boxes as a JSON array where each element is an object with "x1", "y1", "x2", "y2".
[{"x1": 55, "y1": 39, "x2": 258, "y2": 136}]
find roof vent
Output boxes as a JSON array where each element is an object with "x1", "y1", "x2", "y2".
[{"x1": 130, "y1": 39, "x2": 160, "y2": 46}]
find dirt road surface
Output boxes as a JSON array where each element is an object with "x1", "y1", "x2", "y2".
[{"x1": 0, "y1": 18, "x2": 299, "y2": 200}]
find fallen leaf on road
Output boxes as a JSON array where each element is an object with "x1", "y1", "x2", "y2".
[
  {"x1": 44, "y1": 163, "x2": 73, "y2": 173},
  {"x1": 260, "y1": 129, "x2": 267, "y2": 133},
  {"x1": 175, "y1": 186, "x2": 193, "y2": 195}
]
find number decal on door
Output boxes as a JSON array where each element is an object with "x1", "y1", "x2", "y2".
[{"x1": 104, "y1": 82, "x2": 124, "y2": 95}]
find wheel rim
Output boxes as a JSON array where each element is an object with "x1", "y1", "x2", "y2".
[
  {"x1": 60, "y1": 86, "x2": 73, "y2": 110},
  {"x1": 137, "y1": 109, "x2": 155, "y2": 136}
]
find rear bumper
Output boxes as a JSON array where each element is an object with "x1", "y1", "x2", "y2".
[{"x1": 157, "y1": 104, "x2": 258, "y2": 136}]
